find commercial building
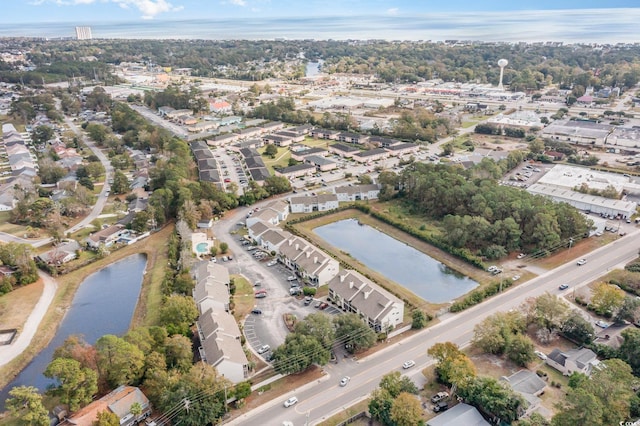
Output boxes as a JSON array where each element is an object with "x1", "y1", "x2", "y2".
[{"x1": 75, "y1": 26, "x2": 93, "y2": 40}]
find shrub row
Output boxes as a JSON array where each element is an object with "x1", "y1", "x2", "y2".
[{"x1": 449, "y1": 279, "x2": 514, "y2": 312}]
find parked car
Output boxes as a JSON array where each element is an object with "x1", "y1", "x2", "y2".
[
  {"x1": 267, "y1": 260, "x2": 278, "y2": 267},
  {"x1": 402, "y1": 360, "x2": 415, "y2": 369},
  {"x1": 304, "y1": 296, "x2": 313, "y2": 306},
  {"x1": 287, "y1": 276, "x2": 297, "y2": 281},
  {"x1": 283, "y1": 396, "x2": 298, "y2": 408},
  {"x1": 487, "y1": 265, "x2": 498, "y2": 273},
  {"x1": 255, "y1": 290, "x2": 267, "y2": 298},
  {"x1": 257, "y1": 344, "x2": 270, "y2": 354},
  {"x1": 319, "y1": 302, "x2": 328, "y2": 310},
  {"x1": 534, "y1": 350, "x2": 547, "y2": 360},
  {"x1": 339, "y1": 376, "x2": 350, "y2": 387},
  {"x1": 433, "y1": 401, "x2": 449, "y2": 413},
  {"x1": 430, "y1": 392, "x2": 449, "y2": 403},
  {"x1": 314, "y1": 300, "x2": 322, "y2": 308},
  {"x1": 577, "y1": 259, "x2": 587, "y2": 266},
  {"x1": 251, "y1": 309, "x2": 262, "y2": 315},
  {"x1": 517, "y1": 253, "x2": 527, "y2": 259},
  {"x1": 595, "y1": 320, "x2": 610, "y2": 328},
  {"x1": 559, "y1": 284, "x2": 569, "y2": 290}
]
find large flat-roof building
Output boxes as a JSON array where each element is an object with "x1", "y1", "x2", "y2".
[{"x1": 75, "y1": 26, "x2": 93, "y2": 40}]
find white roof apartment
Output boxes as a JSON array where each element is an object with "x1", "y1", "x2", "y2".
[
  {"x1": 328, "y1": 269, "x2": 404, "y2": 331},
  {"x1": 193, "y1": 261, "x2": 231, "y2": 314},
  {"x1": 289, "y1": 194, "x2": 339, "y2": 213},
  {"x1": 335, "y1": 184, "x2": 380, "y2": 202}
]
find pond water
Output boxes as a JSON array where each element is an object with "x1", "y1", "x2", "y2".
[
  {"x1": 314, "y1": 219, "x2": 478, "y2": 303},
  {"x1": 0, "y1": 254, "x2": 147, "y2": 409}
]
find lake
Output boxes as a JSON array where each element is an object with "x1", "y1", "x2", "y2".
[
  {"x1": 0, "y1": 254, "x2": 147, "y2": 409},
  {"x1": 314, "y1": 219, "x2": 478, "y2": 303}
]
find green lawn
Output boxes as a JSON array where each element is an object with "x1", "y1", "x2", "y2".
[{"x1": 257, "y1": 146, "x2": 291, "y2": 174}]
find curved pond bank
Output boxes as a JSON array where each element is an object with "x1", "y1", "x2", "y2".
[{"x1": 0, "y1": 254, "x2": 147, "y2": 409}]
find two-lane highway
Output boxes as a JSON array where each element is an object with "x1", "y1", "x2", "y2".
[{"x1": 227, "y1": 230, "x2": 640, "y2": 426}]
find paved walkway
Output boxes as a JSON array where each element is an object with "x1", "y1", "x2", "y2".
[{"x1": 0, "y1": 271, "x2": 58, "y2": 367}]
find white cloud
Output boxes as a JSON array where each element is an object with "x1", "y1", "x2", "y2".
[
  {"x1": 229, "y1": 0, "x2": 247, "y2": 6},
  {"x1": 33, "y1": 0, "x2": 183, "y2": 19},
  {"x1": 386, "y1": 8, "x2": 399, "y2": 16}
]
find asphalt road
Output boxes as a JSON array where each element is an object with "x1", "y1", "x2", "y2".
[{"x1": 226, "y1": 228, "x2": 640, "y2": 426}]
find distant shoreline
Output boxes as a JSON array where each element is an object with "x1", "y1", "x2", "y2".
[{"x1": 1, "y1": 10, "x2": 639, "y2": 44}]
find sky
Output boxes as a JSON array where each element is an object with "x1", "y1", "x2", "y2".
[{"x1": 3, "y1": 0, "x2": 640, "y2": 22}]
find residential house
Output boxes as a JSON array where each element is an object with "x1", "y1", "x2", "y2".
[
  {"x1": 310, "y1": 128, "x2": 340, "y2": 140},
  {"x1": 260, "y1": 121, "x2": 285, "y2": 133},
  {"x1": 288, "y1": 194, "x2": 339, "y2": 213},
  {"x1": 85, "y1": 225, "x2": 129, "y2": 249},
  {"x1": 263, "y1": 199, "x2": 290, "y2": 222},
  {"x1": 259, "y1": 227, "x2": 292, "y2": 253},
  {"x1": 278, "y1": 236, "x2": 340, "y2": 286},
  {"x1": 337, "y1": 132, "x2": 369, "y2": 145},
  {"x1": 427, "y1": 403, "x2": 490, "y2": 426},
  {"x1": 61, "y1": 386, "x2": 151, "y2": 426},
  {"x1": 209, "y1": 100, "x2": 232, "y2": 114},
  {"x1": 263, "y1": 133, "x2": 295, "y2": 147},
  {"x1": 305, "y1": 155, "x2": 337, "y2": 172},
  {"x1": 329, "y1": 143, "x2": 360, "y2": 158},
  {"x1": 328, "y1": 269, "x2": 404, "y2": 331},
  {"x1": 384, "y1": 142, "x2": 420, "y2": 157},
  {"x1": 193, "y1": 261, "x2": 231, "y2": 314},
  {"x1": 247, "y1": 220, "x2": 272, "y2": 242},
  {"x1": 36, "y1": 240, "x2": 81, "y2": 265},
  {"x1": 197, "y1": 307, "x2": 249, "y2": 384},
  {"x1": 246, "y1": 208, "x2": 280, "y2": 228},
  {"x1": 335, "y1": 184, "x2": 381, "y2": 202},
  {"x1": 545, "y1": 347, "x2": 601, "y2": 376},
  {"x1": 128, "y1": 198, "x2": 148, "y2": 213},
  {"x1": 368, "y1": 136, "x2": 401, "y2": 148},
  {"x1": 275, "y1": 163, "x2": 316, "y2": 179},
  {"x1": 502, "y1": 370, "x2": 546, "y2": 417},
  {"x1": 353, "y1": 148, "x2": 389, "y2": 163},
  {"x1": 290, "y1": 146, "x2": 329, "y2": 162}
]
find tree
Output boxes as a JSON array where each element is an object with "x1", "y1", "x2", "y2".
[
  {"x1": 390, "y1": 392, "x2": 425, "y2": 426},
  {"x1": 159, "y1": 294, "x2": 199, "y2": 336},
  {"x1": 427, "y1": 342, "x2": 476, "y2": 386},
  {"x1": 369, "y1": 388, "x2": 394, "y2": 426},
  {"x1": 378, "y1": 371, "x2": 418, "y2": 398},
  {"x1": 618, "y1": 327, "x2": 640, "y2": 375},
  {"x1": 164, "y1": 334, "x2": 193, "y2": 373},
  {"x1": 219, "y1": 242, "x2": 229, "y2": 254},
  {"x1": 458, "y1": 376, "x2": 524, "y2": 423},
  {"x1": 530, "y1": 293, "x2": 569, "y2": 332},
  {"x1": 472, "y1": 310, "x2": 526, "y2": 355},
  {"x1": 591, "y1": 282, "x2": 626, "y2": 316},
  {"x1": 233, "y1": 381, "x2": 252, "y2": 400},
  {"x1": 264, "y1": 143, "x2": 278, "y2": 158},
  {"x1": 358, "y1": 174, "x2": 373, "y2": 185},
  {"x1": 334, "y1": 313, "x2": 376, "y2": 354},
  {"x1": 95, "y1": 335, "x2": 145, "y2": 388},
  {"x1": 615, "y1": 297, "x2": 640, "y2": 324},
  {"x1": 44, "y1": 357, "x2": 98, "y2": 411},
  {"x1": 294, "y1": 313, "x2": 336, "y2": 349},
  {"x1": 32, "y1": 125, "x2": 54, "y2": 145},
  {"x1": 5, "y1": 386, "x2": 49, "y2": 426},
  {"x1": 272, "y1": 333, "x2": 329, "y2": 374},
  {"x1": 94, "y1": 410, "x2": 120, "y2": 426},
  {"x1": 263, "y1": 175, "x2": 292, "y2": 195},
  {"x1": 505, "y1": 333, "x2": 536, "y2": 366},
  {"x1": 561, "y1": 312, "x2": 595, "y2": 345},
  {"x1": 111, "y1": 170, "x2": 130, "y2": 195},
  {"x1": 411, "y1": 309, "x2": 427, "y2": 329}
]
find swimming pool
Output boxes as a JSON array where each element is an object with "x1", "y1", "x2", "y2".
[{"x1": 196, "y1": 242, "x2": 209, "y2": 253}]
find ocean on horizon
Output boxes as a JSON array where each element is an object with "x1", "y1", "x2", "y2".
[{"x1": 1, "y1": 10, "x2": 639, "y2": 43}]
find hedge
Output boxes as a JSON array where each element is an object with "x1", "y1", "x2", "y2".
[{"x1": 449, "y1": 278, "x2": 514, "y2": 312}]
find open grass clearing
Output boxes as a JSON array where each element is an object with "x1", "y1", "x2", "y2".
[
  {"x1": 0, "y1": 279, "x2": 43, "y2": 331},
  {"x1": 231, "y1": 275, "x2": 255, "y2": 321}
]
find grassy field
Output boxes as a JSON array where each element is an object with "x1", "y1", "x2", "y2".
[
  {"x1": 257, "y1": 146, "x2": 291, "y2": 174},
  {"x1": 231, "y1": 275, "x2": 255, "y2": 321}
]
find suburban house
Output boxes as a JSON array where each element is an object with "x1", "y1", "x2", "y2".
[
  {"x1": 335, "y1": 184, "x2": 381, "y2": 202},
  {"x1": 278, "y1": 236, "x2": 340, "y2": 286},
  {"x1": 193, "y1": 261, "x2": 231, "y2": 314},
  {"x1": 329, "y1": 143, "x2": 360, "y2": 158},
  {"x1": 502, "y1": 370, "x2": 546, "y2": 417},
  {"x1": 328, "y1": 269, "x2": 404, "y2": 331},
  {"x1": 545, "y1": 347, "x2": 601, "y2": 376},
  {"x1": 275, "y1": 163, "x2": 316, "y2": 179},
  {"x1": 258, "y1": 227, "x2": 293, "y2": 253},
  {"x1": 60, "y1": 386, "x2": 151, "y2": 426},
  {"x1": 209, "y1": 100, "x2": 232, "y2": 114},
  {"x1": 288, "y1": 194, "x2": 339, "y2": 213},
  {"x1": 427, "y1": 403, "x2": 490, "y2": 426},
  {"x1": 85, "y1": 225, "x2": 129, "y2": 249},
  {"x1": 305, "y1": 155, "x2": 337, "y2": 172},
  {"x1": 310, "y1": 128, "x2": 340, "y2": 140},
  {"x1": 36, "y1": 240, "x2": 81, "y2": 265},
  {"x1": 352, "y1": 148, "x2": 389, "y2": 163},
  {"x1": 197, "y1": 307, "x2": 249, "y2": 384}
]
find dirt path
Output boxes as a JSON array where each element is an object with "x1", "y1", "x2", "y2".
[{"x1": 0, "y1": 271, "x2": 58, "y2": 367}]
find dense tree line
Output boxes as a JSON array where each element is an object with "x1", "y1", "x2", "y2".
[
  {"x1": 0, "y1": 242, "x2": 39, "y2": 294},
  {"x1": 396, "y1": 162, "x2": 592, "y2": 258}
]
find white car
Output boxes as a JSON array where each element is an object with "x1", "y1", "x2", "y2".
[
  {"x1": 595, "y1": 320, "x2": 609, "y2": 328},
  {"x1": 577, "y1": 259, "x2": 587, "y2": 266},
  {"x1": 257, "y1": 344, "x2": 270, "y2": 354},
  {"x1": 340, "y1": 376, "x2": 350, "y2": 386},
  {"x1": 283, "y1": 396, "x2": 298, "y2": 408},
  {"x1": 403, "y1": 360, "x2": 415, "y2": 369},
  {"x1": 534, "y1": 350, "x2": 547, "y2": 360},
  {"x1": 267, "y1": 260, "x2": 278, "y2": 267},
  {"x1": 517, "y1": 253, "x2": 526, "y2": 259}
]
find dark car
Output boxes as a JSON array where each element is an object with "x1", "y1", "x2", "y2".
[
  {"x1": 433, "y1": 402, "x2": 449, "y2": 413},
  {"x1": 251, "y1": 309, "x2": 262, "y2": 315}
]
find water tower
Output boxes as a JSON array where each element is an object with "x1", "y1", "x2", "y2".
[{"x1": 497, "y1": 58, "x2": 508, "y2": 90}]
